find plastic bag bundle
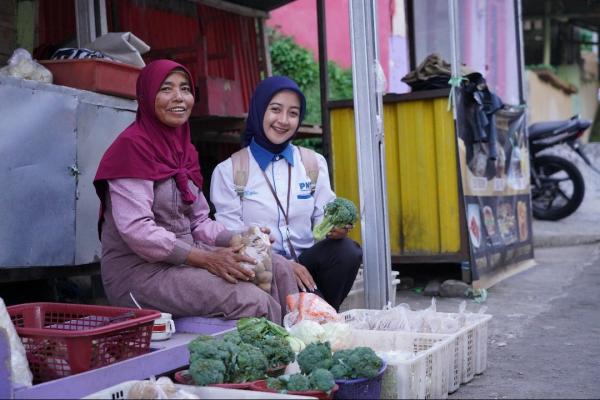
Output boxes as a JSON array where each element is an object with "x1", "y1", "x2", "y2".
[
  {"x1": 345, "y1": 298, "x2": 470, "y2": 334},
  {"x1": 0, "y1": 48, "x2": 52, "y2": 83},
  {"x1": 127, "y1": 377, "x2": 199, "y2": 399},
  {"x1": 284, "y1": 292, "x2": 341, "y2": 327},
  {"x1": 230, "y1": 226, "x2": 273, "y2": 292}
]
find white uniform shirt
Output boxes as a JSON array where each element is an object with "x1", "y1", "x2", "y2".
[{"x1": 210, "y1": 145, "x2": 335, "y2": 258}]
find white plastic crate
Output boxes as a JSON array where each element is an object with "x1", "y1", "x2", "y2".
[
  {"x1": 340, "y1": 329, "x2": 454, "y2": 399},
  {"x1": 341, "y1": 309, "x2": 492, "y2": 393},
  {"x1": 83, "y1": 380, "x2": 315, "y2": 399},
  {"x1": 433, "y1": 312, "x2": 492, "y2": 384}
]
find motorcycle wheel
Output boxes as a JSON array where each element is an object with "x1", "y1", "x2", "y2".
[{"x1": 531, "y1": 155, "x2": 585, "y2": 221}]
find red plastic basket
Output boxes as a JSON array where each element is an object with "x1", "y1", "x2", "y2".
[{"x1": 7, "y1": 302, "x2": 161, "y2": 383}]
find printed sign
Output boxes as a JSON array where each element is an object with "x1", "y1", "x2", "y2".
[{"x1": 456, "y1": 103, "x2": 534, "y2": 281}]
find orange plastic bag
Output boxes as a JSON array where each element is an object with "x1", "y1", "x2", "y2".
[{"x1": 285, "y1": 292, "x2": 341, "y2": 326}]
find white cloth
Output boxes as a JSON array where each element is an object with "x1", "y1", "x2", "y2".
[
  {"x1": 85, "y1": 32, "x2": 150, "y2": 67},
  {"x1": 210, "y1": 145, "x2": 335, "y2": 258}
]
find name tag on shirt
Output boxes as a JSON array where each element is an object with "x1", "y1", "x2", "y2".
[{"x1": 297, "y1": 180, "x2": 312, "y2": 199}]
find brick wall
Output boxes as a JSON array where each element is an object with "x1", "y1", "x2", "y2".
[{"x1": 0, "y1": 0, "x2": 16, "y2": 65}]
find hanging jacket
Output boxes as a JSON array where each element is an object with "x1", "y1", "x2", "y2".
[{"x1": 462, "y1": 72, "x2": 504, "y2": 160}]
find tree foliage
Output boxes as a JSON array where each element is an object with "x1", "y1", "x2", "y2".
[{"x1": 268, "y1": 28, "x2": 353, "y2": 131}]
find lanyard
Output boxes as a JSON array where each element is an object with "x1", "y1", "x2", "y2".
[{"x1": 261, "y1": 164, "x2": 299, "y2": 262}]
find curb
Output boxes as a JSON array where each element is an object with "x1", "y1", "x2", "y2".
[{"x1": 533, "y1": 234, "x2": 600, "y2": 248}]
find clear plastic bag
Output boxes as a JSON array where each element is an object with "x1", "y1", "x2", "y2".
[
  {"x1": 0, "y1": 298, "x2": 33, "y2": 387},
  {"x1": 230, "y1": 225, "x2": 272, "y2": 292},
  {"x1": 284, "y1": 292, "x2": 341, "y2": 326},
  {"x1": 0, "y1": 48, "x2": 52, "y2": 83}
]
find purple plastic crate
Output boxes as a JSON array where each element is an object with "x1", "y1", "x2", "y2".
[{"x1": 333, "y1": 362, "x2": 387, "y2": 400}]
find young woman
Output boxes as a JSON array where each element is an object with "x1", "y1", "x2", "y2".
[
  {"x1": 210, "y1": 76, "x2": 362, "y2": 311},
  {"x1": 93, "y1": 60, "x2": 297, "y2": 322}
]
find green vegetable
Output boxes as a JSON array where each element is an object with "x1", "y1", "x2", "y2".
[
  {"x1": 313, "y1": 197, "x2": 358, "y2": 241},
  {"x1": 237, "y1": 317, "x2": 294, "y2": 369},
  {"x1": 187, "y1": 333, "x2": 267, "y2": 385},
  {"x1": 266, "y1": 376, "x2": 288, "y2": 391},
  {"x1": 188, "y1": 358, "x2": 226, "y2": 386},
  {"x1": 286, "y1": 336, "x2": 306, "y2": 353},
  {"x1": 331, "y1": 347, "x2": 383, "y2": 379},
  {"x1": 258, "y1": 335, "x2": 295, "y2": 369},
  {"x1": 188, "y1": 335, "x2": 236, "y2": 365},
  {"x1": 230, "y1": 342, "x2": 269, "y2": 383},
  {"x1": 287, "y1": 373, "x2": 311, "y2": 391},
  {"x1": 221, "y1": 330, "x2": 243, "y2": 345},
  {"x1": 237, "y1": 317, "x2": 288, "y2": 342},
  {"x1": 266, "y1": 372, "x2": 326, "y2": 393},
  {"x1": 308, "y1": 368, "x2": 335, "y2": 392},
  {"x1": 297, "y1": 342, "x2": 333, "y2": 374}
]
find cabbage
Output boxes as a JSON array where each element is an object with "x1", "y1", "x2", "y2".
[{"x1": 288, "y1": 320, "x2": 326, "y2": 345}]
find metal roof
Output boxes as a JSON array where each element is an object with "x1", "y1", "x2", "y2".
[{"x1": 522, "y1": 0, "x2": 600, "y2": 32}]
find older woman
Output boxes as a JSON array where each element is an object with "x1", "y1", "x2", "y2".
[{"x1": 93, "y1": 60, "x2": 297, "y2": 322}]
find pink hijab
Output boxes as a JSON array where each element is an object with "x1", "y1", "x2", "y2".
[{"x1": 94, "y1": 60, "x2": 202, "y2": 231}]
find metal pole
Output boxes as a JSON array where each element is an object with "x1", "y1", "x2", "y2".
[
  {"x1": 75, "y1": 0, "x2": 96, "y2": 47},
  {"x1": 317, "y1": 0, "x2": 332, "y2": 178},
  {"x1": 348, "y1": 0, "x2": 392, "y2": 310},
  {"x1": 514, "y1": 0, "x2": 527, "y2": 105},
  {"x1": 448, "y1": 0, "x2": 460, "y2": 120}
]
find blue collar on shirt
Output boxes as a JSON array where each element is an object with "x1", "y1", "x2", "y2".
[{"x1": 249, "y1": 139, "x2": 295, "y2": 171}]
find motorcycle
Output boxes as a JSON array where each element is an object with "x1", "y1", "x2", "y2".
[{"x1": 528, "y1": 115, "x2": 599, "y2": 221}]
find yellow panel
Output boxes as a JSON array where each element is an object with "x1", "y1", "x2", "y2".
[
  {"x1": 433, "y1": 98, "x2": 461, "y2": 252},
  {"x1": 330, "y1": 108, "x2": 361, "y2": 244},
  {"x1": 329, "y1": 96, "x2": 461, "y2": 257}
]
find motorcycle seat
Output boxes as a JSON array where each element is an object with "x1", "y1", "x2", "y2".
[
  {"x1": 528, "y1": 120, "x2": 575, "y2": 139},
  {"x1": 528, "y1": 119, "x2": 591, "y2": 140}
]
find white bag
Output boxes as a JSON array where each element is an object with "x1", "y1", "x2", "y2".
[{"x1": 0, "y1": 298, "x2": 33, "y2": 387}]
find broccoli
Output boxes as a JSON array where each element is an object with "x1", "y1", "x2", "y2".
[
  {"x1": 229, "y1": 342, "x2": 268, "y2": 383},
  {"x1": 308, "y1": 368, "x2": 335, "y2": 392},
  {"x1": 188, "y1": 358, "x2": 226, "y2": 386},
  {"x1": 331, "y1": 347, "x2": 383, "y2": 379},
  {"x1": 313, "y1": 197, "x2": 358, "y2": 241},
  {"x1": 258, "y1": 335, "x2": 295, "y2": 369},
  {"x1": 188, "y1": 335, "x2": 235, "y2": 365},
  {"x1": 221, "y1": 330, "x2": 243, "y2": 345},
  {"x1": 297, "y1": 342, "x2": 333, "y2": 375},
  {"x1": 236, "y1": 317, "x2": 294, "y2": 369},
  {"x1": 329, "y1": 362, "x2": 351, "y2": 380},
  {"x1": 287, "y1": 373, "x2": 311, "y2": 391},
  {"x1": 266, "y1": 372, "x2": 322, "y2": 393},
  {"x1": 266, "y1": 376, "x2": 288, "y2": 391}
]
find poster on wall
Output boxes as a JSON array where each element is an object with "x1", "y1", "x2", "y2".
[{"x1": 456, "y1": 100, "x2": 535, "y2": 283}]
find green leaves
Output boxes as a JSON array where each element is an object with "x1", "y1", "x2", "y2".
[{"x1": 268, "y1": 28, "x2": 353, "y2": 126}]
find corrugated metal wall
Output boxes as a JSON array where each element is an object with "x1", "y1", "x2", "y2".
[
  {"x1": 330, "y1": 96, "x2": 462, "y2": 257},
  {"x1": 35, "y1": 0, "x2": 261, "y2": 114}
]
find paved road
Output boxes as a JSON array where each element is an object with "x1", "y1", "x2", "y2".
[{"x1": 397, "y1": 244, "x2": 600, "y2": 399}]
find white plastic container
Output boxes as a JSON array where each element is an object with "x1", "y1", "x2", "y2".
[
  {"x1": 340, "y1": 329, "x2": 454, "y2": 399},
  {"x1": 83, "y1": 381, "x2": 315, "y2": 399},
  {"x1": 341, "y1": 309, "x2": 492, "y2": 393}
]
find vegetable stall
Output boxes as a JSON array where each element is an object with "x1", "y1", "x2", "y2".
[{"x1": 0, "y1": 0, "x2": 497, "y2": 398}]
